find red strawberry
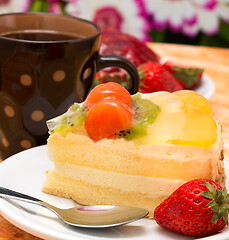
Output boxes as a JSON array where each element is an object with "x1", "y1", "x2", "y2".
[
  {"x1": 138, "y1": 62, "x2": 184, "y2": 93},
  {"x1": 163, "y1": 61, "x2": 204, "y2": 89},
  {"x1": 154, "y1": 179, "x2": 229, "y2": 237}
]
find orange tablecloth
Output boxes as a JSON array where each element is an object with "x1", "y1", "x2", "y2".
[{"x1": 0, "y1": 43, "x2": 229, "y2": 239}]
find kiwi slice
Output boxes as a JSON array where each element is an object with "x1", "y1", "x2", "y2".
[
  {"x1": 47, "y1": 103, "x2": 87, "y2": 137},
  {"x1": 115, "y1": 125, "x2": 147, "y2": 140},
  {"x1": 116, "y1": 93, "x2": 160, "y2": 140}
]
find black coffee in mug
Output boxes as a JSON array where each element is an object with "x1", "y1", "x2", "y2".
[
  {"x1": 1, "y1": 30, "x2": 83, "y2": 41},
  {"x1": 0, "y1": 13, "x2": 139, "y2": 160}
]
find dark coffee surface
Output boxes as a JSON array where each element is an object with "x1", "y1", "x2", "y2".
[{"x1": 1, "y1": 31, "x2": 82, "y2": 41}]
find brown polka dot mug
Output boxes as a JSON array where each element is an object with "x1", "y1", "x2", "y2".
[{"x1": 0, "y1": 12, "x2": 139, "y2": 160}]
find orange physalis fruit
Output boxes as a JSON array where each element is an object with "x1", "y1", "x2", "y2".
[
  {"x1": 84, "y1": 98, "x2": 133, "y2": 142},
  {"x1": 85, "y1": 82, "x2": 133, "y2": 107}
]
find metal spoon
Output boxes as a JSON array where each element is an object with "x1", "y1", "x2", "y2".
[{"x1": 0, "y1": 186, "x2": 148, "y2": 228}]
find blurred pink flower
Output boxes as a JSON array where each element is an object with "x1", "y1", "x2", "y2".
[
  {"x1": 0, "y1": 0, "x2": 30, "y2": 13},
  {"x1": 48, "y1": 2, "x2": 63, "y2": 14},
  {"x1": 144, "y1": 0, "x2": 229, "y2": 37},
  {"x1": 65, "y1": 0, "x2": 151, "y2": 41}
]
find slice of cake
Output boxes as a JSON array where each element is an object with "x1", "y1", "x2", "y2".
[{"x1": 42, "y1": 83, "x2": 225, "y2": 219}]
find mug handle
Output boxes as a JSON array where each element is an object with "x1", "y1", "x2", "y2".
[{"x1": 97, "y1": 55, "x2": 139, "y2": 94}]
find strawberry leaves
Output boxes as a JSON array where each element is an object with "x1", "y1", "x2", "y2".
[
  {"x1": 163, "y1": 61, "x2": 203, "y2": 89},
  {"x1": 172, "y1": 66, "x2": 203, "y2": 89},
  {"x1": 201, "y1": 181, "x2": 229, "y2": 225}
]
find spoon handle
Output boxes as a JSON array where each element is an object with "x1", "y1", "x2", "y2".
[
  {"x1": 0, "y1": 186, "x2": 62, "y2": 219},
  {"x1": 0, "y1": 186, "x2": 41, "y2": 203}
]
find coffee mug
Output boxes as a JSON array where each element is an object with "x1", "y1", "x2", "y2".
[{"x1": 0, "y1": 12, "x2": 139, "y2": 160}]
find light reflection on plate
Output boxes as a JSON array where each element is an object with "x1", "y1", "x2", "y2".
[
  {"x1": 0, "y1": 145, "x2": 227, "y2": 240},
  {"x1": 194, "y1": 74, "x2": 215, "y2": 100}
]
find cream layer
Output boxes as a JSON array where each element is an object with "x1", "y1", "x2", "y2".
[{"x1": 54, "y1": 162, "x2": 185, "y2": 198}]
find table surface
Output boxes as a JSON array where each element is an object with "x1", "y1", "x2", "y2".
[{"x1": 0, "y1": 43, "x2": 229, "y2": 239}]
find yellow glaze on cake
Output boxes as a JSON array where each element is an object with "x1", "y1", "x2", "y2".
[{"x1": 42, "y1": 91, "x2": 225, "y2": 219}]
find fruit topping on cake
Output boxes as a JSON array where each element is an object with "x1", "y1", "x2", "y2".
[
  {"x1": 174, "y1": 90, "x2": 213, "y2": 114},
  {"x1": 141, "y1": 90, "x2": 217, "y2": 148},
  {"x1": 84, "y1": 98, "x2": 134, "y2": 142},
  {"x1": 48, "y1": 82, "x2": 161, "y2": 142},
  {"x1": 47, "y1": 82, "x2": 218, "y2": 149},
  {"x1": 47, "y1": 103, "x2": 87, "y2": 137},
  {"x1": 154, "y1": 179, "x2": 229, "y2": 237},
  {"x1": 85, "y1": 81, "x2": 133, "y2": 107}
]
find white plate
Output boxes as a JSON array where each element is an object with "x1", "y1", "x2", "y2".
[
  {"x1": 194, "y1": 74, "x2": 215, "y2": 100},
  {"x1": 0, "y1": 145, "x2": 228, "y2": 240}
]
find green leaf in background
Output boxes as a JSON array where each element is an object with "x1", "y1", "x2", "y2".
[
  {"x1": 149, "y1": 30, "x2": 166, "y2": 43},
  {"x1": 150, "y1": 28, "x2": 202, "y2": 45},
  {"x1": 199, "y1": 33, "x2": 229, "y2": 48},
  {"x1": 218, "y1": 20, "x2": 229, "y2": 42},
  {"x1": 29, "y1": 0, "x2": 49, "y2": 12}
]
